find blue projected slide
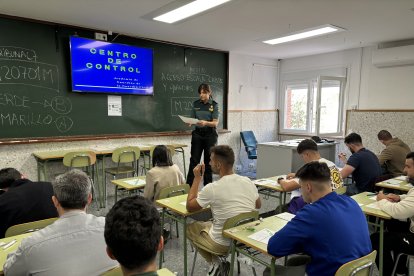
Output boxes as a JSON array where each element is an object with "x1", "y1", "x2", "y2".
[{"x1": 70, "y1": 36, "x2": 153, "y2": 95}]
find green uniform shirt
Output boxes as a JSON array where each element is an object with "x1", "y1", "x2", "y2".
[{"x1": 191, "y1": 98, "x2": 219, "y2": 130}]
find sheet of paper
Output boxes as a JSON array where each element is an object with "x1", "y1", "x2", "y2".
[
  {"x1": 365, "y1": 202, "x2": 381, "y2": 210},
  {"x1": 394, "y1": 176, "x2": 407, "y2": 181},
  {"x1": 383, "y1": 179, "x2": 403, "y2": 185},
  {"x1": 358, "y1": 203, "x2": 364, "y2": 207},
  {"x1": 368, "y1": 195, "x2": 377, "y2": 201},
  {"x1": 108, "y1": 95, "x2": 122, "y2": 116},
  {"x1": 254, "y1": 178, "x2": 280, "y2": 187},
  {"x1": 179, "y1": 201, "x2": 187, "y2": 206},
  {"x1": 124, "y1": 179, "x2": 145, "y2": 186},
  {"x1": 275, "y1": 212, "x2": 295, "y2": 222},
  {"x1": 178, "y1": 115, "x2": 199, "y2": 125},
  {"x1": 248, "y1": 228, "x2": 275, "y2": 245},
  {"x1": 404, "y1": 183, "x2": 413, "y2": 188}
]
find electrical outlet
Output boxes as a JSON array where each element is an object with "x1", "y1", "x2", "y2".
[
  {"x1": 248, "y1": 163, "x2": 255, "y2": 169},
  {"x1": 235, "y1": 165, "x2": 242, "y2": 173},
  {"x1": 95, "y1": 33, "x2": 107, "y2": 41}
]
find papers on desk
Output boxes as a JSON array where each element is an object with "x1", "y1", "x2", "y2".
[
  {"x1": 248, "y1": 228, "x2": 275, "y2": 245},
  {"x1": 179, "y1": 201, "x2": 187, "y2": 206},
  {"x1": 275, "y1": 212, "x2": 295, "y2": 222},
  {"x1": 254, "y1": 178, "x2": 280, "y2": 187},
  {"x1": 404, "y1": 183, "x2": 414, "y2": 188},
  {"x1": 383, "y1": 179, "x2": 403, "y2": 186},
  {"x1": 178, "y1": 115, "x2": 199, "y2": 125},
  {"x1": 124, "y1": 179, "x2": 146, "y2": 186},
  {"x1": 395, "y1": 176, "x2": 407, "y2": 181},
  {"x1": 365, "y1": 202, "x2": 381, "y2": 210},
  {"x1": 368, "y1": 195, "x2": 377, "y2": 201}
]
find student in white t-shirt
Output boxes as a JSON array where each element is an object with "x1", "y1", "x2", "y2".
[
  {"x1": 186, "y1": 145, "x2": 261, "y2": 275},
  {"x1": 278, "y1": 139, "x2": 343, "y2": 214}
]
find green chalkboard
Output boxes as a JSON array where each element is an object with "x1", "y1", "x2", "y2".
[{"x1": 0, "y1": 16, "x2": 228, "y2": 140}]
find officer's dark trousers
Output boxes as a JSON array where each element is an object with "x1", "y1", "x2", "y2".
[
  {"x1": 186, "y1": 129, "x2": 217, "y2": 186},
  {"x1": 370, "y1": 219, "x2": 413, "y2": 275}
]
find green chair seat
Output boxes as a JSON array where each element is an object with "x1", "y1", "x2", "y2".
[{"x1": 5, "y1": 217, "x2": 58, "y2": 237}]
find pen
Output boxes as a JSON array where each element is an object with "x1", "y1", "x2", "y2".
[{"x1": 3, "y1": 239, "x2": 16, "y2": 249}]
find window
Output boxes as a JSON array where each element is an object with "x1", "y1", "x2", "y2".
[{"x1": 280, "y1": 76, "x2": 346, "y2": 136}]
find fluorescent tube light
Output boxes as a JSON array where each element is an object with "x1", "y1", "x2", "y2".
[
  {"x1": 153, "y1": 0, "x2": 231, "y2": 23},
  {"x1": 263, "y1": 25, "x2": 344, "y2": 45}
]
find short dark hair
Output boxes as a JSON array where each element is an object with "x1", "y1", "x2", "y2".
[
  {"x1": 105, "y1": 196, "x2": 161, "y2": 271},
  {"x1": 210, "y1": 145, "x2": 235, "y2": 167},
  {"x1": 296, "y1": 161, "x2": 331, "y2": 184},
  {"x1": 297, "y1": 139, "x2": 318, "y2": 154},
  {"x1": 377, "y1": 130, "x2": 392, "y2": 141},
  {"x1": 407, "y1": 152, "x2": 414, "y2": 163},
  {"x1": 0, "y1": 168, "x2": 22, "y2": 189},
  {"x1": 198, "y1": 83, "x2": 212, "y2": 94},
  {"x1": 344, "y1": 132, "x2": 362, "y2": 145},
  {"x1": 52, "y1": 169, "x2": 91, "y2": 209},
  {"x1": 152, "y1": 145, "x2": 173, "y2": 167}
]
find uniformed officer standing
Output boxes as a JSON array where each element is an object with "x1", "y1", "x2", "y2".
[{"x1": 186, "y1": 83, "x2": 219, "y2": 186}]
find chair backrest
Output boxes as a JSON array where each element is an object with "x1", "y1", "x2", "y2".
[
  {"x1": 335, "y1": 250, "x2": 377, "y2": 276},
  {"x1": 63, "y1": 151, "x2": 96, "y2": 168},
  {"x1": 112, "y1": 146, "x2": 141, "y2": 164},
  {"x1": 222, "y1": 210, "x2": 259, "y2": 231},
  {"x1": 240, "y1": 131, "x2": 258, "y2": 159},
  {"x1": 101, "y1": 266, "x2": 122, "y2": 276},
  {"x1": 158, "y1": 184, "x2": 190, "y2": 199},
  {"x1": 5, "y1": 217, "x2": 58, "y2": 237}
]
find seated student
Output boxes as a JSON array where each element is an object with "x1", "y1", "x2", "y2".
[
  {"x1": 268, "y1": 162, "x2": 372, "y2": 276},
  {"x1": 277, "y1": 139, "x2": 343, "y2": 214},
  {"x1": 339, "y1": 132, "x2": 382, "y2": 195},
  {"x1": 4, "y1": 169, "x2": 118, "y2": 275},
  {"x1": 371, "y1": 152, "x2": 414, "y2": 276},
  {"x1": 143, "y1": 145, "x2": 185, "y2": 202},
  {"x1": 377, "y1": 130, "x2": 411, "y2": 176},
  {"x1": 105, "y1": 195, "x2": 163, "y2": 276},
  {"x1": 0, "y1": 168, "x2": 58, "y2": 238},
  {"x1": 186, "y1": 145, "x2": 261, "y2": 275}
]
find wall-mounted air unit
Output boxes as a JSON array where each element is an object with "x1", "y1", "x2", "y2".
[{"x1": 372, "y1": 44, "x2": 414, "y2": 68}]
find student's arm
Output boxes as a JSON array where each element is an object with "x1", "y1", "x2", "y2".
[
  {"x1": 186, "y1": 164, "x2": 204, "y2": 212},
  {"x1": 340, "y1": 165, "x2": 355, "y2": 179},
  {"x1": 3, "y1": 240, "x2": 29, "y2": 275},
  {"x1": 278, "y1": 179, "x2": 300, "y2": 192},
  {"x1": 143, "y1": 170, "x2": 156, "y2": 201},
  {"x1": 377, "y1": 147, "x2": 392, "y2": 165}
]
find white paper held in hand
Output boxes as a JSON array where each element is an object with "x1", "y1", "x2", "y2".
[{"x1": 178, "y1": 115, "x2": 200, "y2": 125}]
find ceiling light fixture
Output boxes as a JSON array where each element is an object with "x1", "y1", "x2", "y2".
[
  {"x1": 263, "y1": 25, "x2": 345, "y2": 45},
  {"x1": 153, "y1": 0, "x2": 231, "y2": 24}
]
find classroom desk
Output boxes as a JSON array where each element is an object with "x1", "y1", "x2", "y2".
[
  {"x1": 351, "y1": 192, "x2": 392, "y2": 276},
  {"x1": 253, "y1": 175, "x2": 288, "y2": 211},
  {"x1": 156, "y1": 194, "x2": 209, "y2": 276},
  {"x1": 111, "y1": 176, "x2": 146, "y2": 203},
  {"x1": 223, "y1": 215, "x2": 290, "y2": 276},
  {"x1": 33, "y1": 143, "x2": 187, "y2": 208},
  {"x1": 375, "y1": 176, "x2": 412, "y2": 192},
  {"x1": 0, "y1": 232, "x2": 33, "y2": 275}
]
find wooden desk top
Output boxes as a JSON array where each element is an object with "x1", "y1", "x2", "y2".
[
  {"x1": 351, "y1": 192, "x2": 392, "y2": 220},
  {"x1": 156, "y1": 194, "x2": 208, "y2": 217},
  {"x1": 0, "y1": 233, "x2": 33, "y2": 275},
  {"x1": 111, "y1": 176, "x2": 146, "y2": 190},
  {"x1": 254, "y1": 175, "x2": 286, "y2": 192},
  {"x1": 223, "y1": 215, "x2": 288, "y2": 255},
  {"x1": 375, "y1": 176, "x2": 412, "y2": 192}
]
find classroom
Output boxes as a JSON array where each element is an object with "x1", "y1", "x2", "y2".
[{"x1": 1, "y1": 1, "x2": 414, "y2": 276}]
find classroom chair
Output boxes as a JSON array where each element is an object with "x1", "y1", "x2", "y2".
[
  {"x1": 104, "y1": 146, "x2": 141, "y2": 205},
  {"x1": 5, "y1": 217, "x2": 58, "y2": 237},
  {"x1": 391, "y1": 252, "x2": 414, "y2": 276},
  {"x1": 63, "y1": 151, "x2": 99, "y2": 208},
  {"x1": 240, "y1": 131, "x2": 258, "y2": 160},
  {"x1": 140, "y1": 145, "x2": 176, "y2": 174},
  {"x1": 190, "y1": 210, "x2": 259, "y2": 276},
  {"x1": 334, "y1": 250, "x2": 377, "y2": 276}
]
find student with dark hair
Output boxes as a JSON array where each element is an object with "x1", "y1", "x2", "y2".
[
  {"x1": 105, "y1": 196, "x2": 163, "y2": 276},
  {"x1": 143, "y1": 145, "x2": 185, "y2": 202},
  {"x1": 0, "y1": 168, "x2": 57, "y2": 238},
  {"x1": 186, "y1": 145, "x2": 260, "y2": 275},
  {"x1": 268, "y1": 162, "x2": 372, "y2": 276},
  {"x1": 377, "y1": 130, "x2": 410, "y2": 176},
  {"x1": 186, "y1": 83, "x2": 219, "y2": 186},
  {"x1": 278, "y1": 139, "x2": 343, "y2": 214},
  {"x1": 339, "y1": 132, "x2": 382, "y2": 194},
  {"x1": 4, "y1": 169, "x2": 117, "y2": 275},
  {"x1": 371, "y1": 152, "x2": 414, "y2": 275}
]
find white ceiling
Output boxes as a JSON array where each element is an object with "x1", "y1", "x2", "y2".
[{"x1": 1, "y1": 0, "x2": 414, "y2": 59}]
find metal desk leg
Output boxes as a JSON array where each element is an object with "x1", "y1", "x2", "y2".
[
  {"x1": 229, "y1": 240, "x2": 236, "y2": 276},
  {"x1": 270, "y1": 258, "x2": 276, "y2": 276},
  {"x1": 282, "y1": 192, "x2": 287, "y2": 205},
  {"x1": 379, "y1": 219, "x2": 384, "y2": 276},
  {"x1": 159, "y1": 208, "x2": 166, "y2": 269},
  {"x1": 183, "y1": 216, "x2": 188, "y2": 276},
  {"x1": 36, "y1": 159, "x2": 46, "y2": 181}
]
